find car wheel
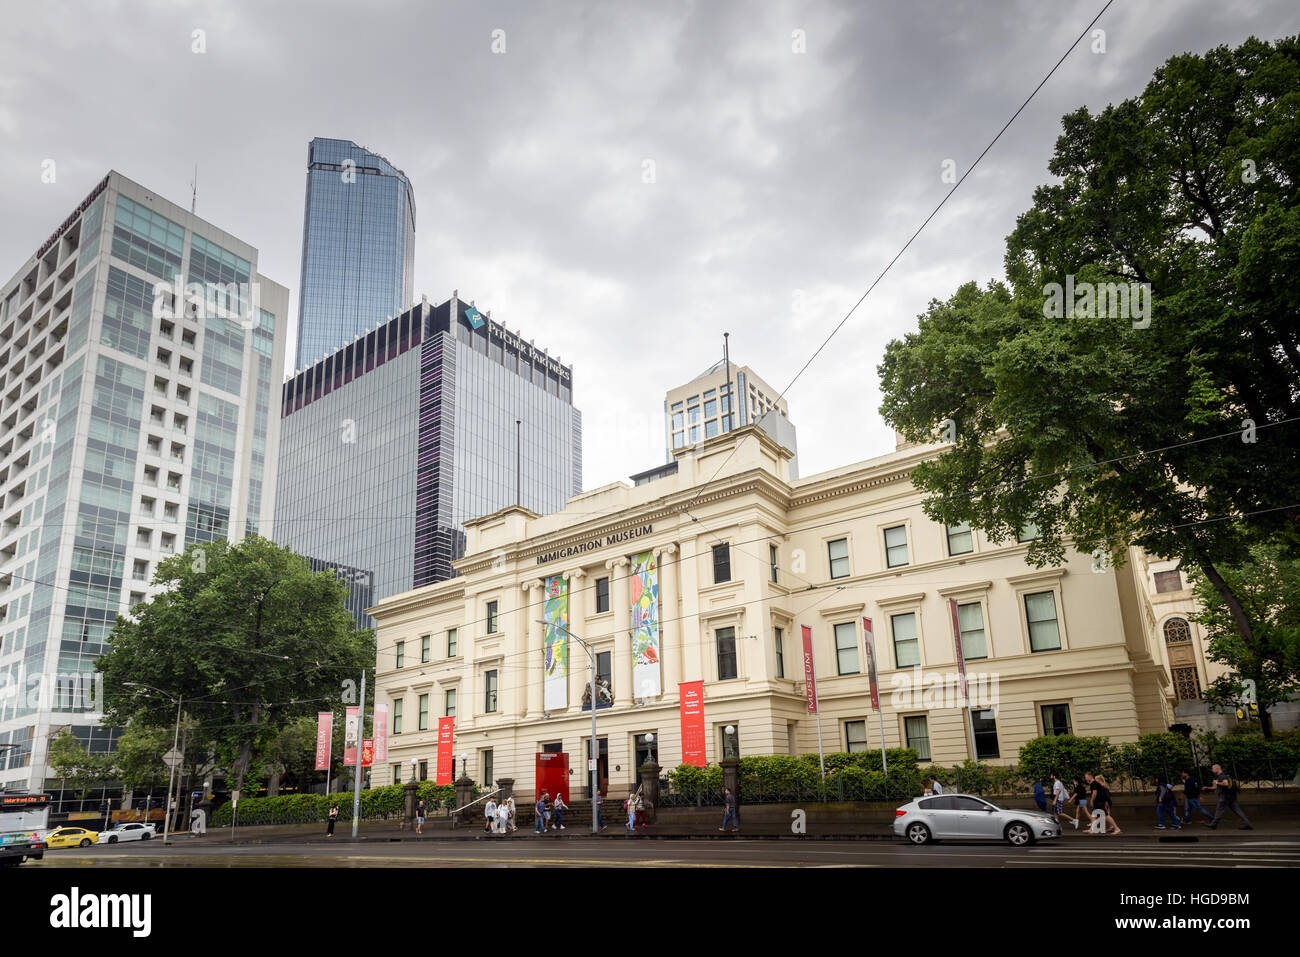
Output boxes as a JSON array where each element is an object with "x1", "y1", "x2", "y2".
[
  {"x1": 108, "y1": 836, "x2": 118, "y2": 844},
  {"x1": 79, "y1": 839, "x2": 91, "y2": 847},
  {"x1": 142, "y1": 832, "x2": 151, "y2": 840},
  {"x1": 905, "y1": 822, "x2": 932, "y2": 845},
  {"x1": 1005, "y1": 822, "x2": 1034, "y2": 846}
]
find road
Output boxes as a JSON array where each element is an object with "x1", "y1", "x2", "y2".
[{"x1": 26, "y1": 837, "x2": 1300, "y2": 868}]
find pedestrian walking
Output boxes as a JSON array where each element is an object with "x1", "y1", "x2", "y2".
[
  {"x1": 595, "y1": 791, "x2": 606, "y2": 830},
  {"x1": 415, "y1": 798, "x2": 426, "y2": 835},
  {"x1": 1180, "y1": 770, "x2": 1214, "y2": 825},
  {"x1": 929, "y1": 775, "x2": 943, "y2": 795},
  {"x1": 624, "y1": 791, "x2": 637, "y2": 832},
  {"x1": 552, "y1": 793, "x2": 567, "y2": 830},
  {"x1": 634, "y1": 789, "x2": 648, "y2": 829},
  {"x1": 718, "y1": 787, "x2": 739, "y2": 832},
  {"x1": 535, "y1": 792, "x2": 550, "y2": 834},
  {"x1": 485, "y1": 796, "x2": 498, "y2": 834},
  {"x1": 1068, "y1": 776, "x2": 1089, "y2": 830},
  {"x1": 506, "y1": 795, "x2": 518, "y2": 831},
  {"x1": 1093, "y1": 774, "x2": 1121, "y2": 835},
  {"x1": 1205, "y1": 764, "x2": 1253, "y2": 830},
  {"x1": 327, "y1": 803, "x2": 339, "y2": 838},
  {"x1": 1032, "y1": 778, "x2": 1048, "y2": 812},
  {"x1": 1154, "y1": 775, "x2": 1182, "y2": 829},
  {"x1": 496, "y1": 799, "x2": 509, "y2": 835},
  {"x1": 1049, "y1": 772, "x2": 1074, "y2": 829}
]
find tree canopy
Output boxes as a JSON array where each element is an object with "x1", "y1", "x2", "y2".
[{"x1": 97, "y1": 536, "x2": 373, "y2": 792}]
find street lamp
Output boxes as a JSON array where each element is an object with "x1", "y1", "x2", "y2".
[
  {"x1": 124, "y1": 681, "x2": 183, "y2": 844},
  {"x1": 724, "y1": 725, "x2": 736, "y2": 760},
  {"x1": 537, "y1": 620, "x2": 600, "y2": 834}
]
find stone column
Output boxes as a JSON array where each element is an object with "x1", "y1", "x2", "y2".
[
  {"x1": 452, "y1": 775, "x2": 473, "y2": 827},
  {"x1": 607, "y1": 556, "x2": 631, "y2": 706},
  {"x1": 403, "y1": 779, "x2": 418, "y2": 830},
  {"x1": 721, "y1": 758, "x2": 741, "y2": 814},
  {"x1": 680, "y1": 536, "x2": 702, "y2": 683},
  {"x1": 564, "y1": 568, "x2": 587, "y2": 712},
  {"x1": 639, "y1": 761, "x2": 660, "y2": 822},
  {"x1": 510, "y1": 581, "x2": 529, "y2": 718},
  {"x1": 521, "y1": 582, "x2": 544, "y2": 718},
  {"x1": 657, "y1": 544, "x2": 680, "y2": 700}
]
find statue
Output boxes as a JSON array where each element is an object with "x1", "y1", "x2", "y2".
[{"x1": 582, "y1": 677, "x2": 614, "y2": 708}]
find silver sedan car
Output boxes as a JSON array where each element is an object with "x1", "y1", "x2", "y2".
[{"x1": 894, "y1": 794, "x2": 1061, "y2": 846}]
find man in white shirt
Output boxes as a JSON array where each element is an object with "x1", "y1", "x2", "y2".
[
  {"x1": 1050, "y1": 772, "x2": 1073, "y2": 828},
  {"x1": 485, "y1": 797, "x2": 498, "y2": 834}
]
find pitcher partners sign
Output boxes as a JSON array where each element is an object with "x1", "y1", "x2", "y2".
[{"x1": 679, "y1": 680, "x2": 706, "y2": 767}]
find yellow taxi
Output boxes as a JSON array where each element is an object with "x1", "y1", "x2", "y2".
[{"x1": 44, "y1": 826, "x2": 100, "y2": 849}]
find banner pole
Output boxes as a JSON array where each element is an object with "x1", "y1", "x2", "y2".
[{"x1": 351, "y1": 668, "x2": 366, "y2": 839}]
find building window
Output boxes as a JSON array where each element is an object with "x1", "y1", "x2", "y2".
[
  {"x1": 891, "y1": 612, "x2": 920, "y2": 667},
  {"x1": 704, "y1": 397, "x2": 717, "y2": 418},
  {"x1": 769, "y1": 544, "x2": 779, "y2": 583},
  {"x1": 946, "y1": 522, "x2": 974, "y2": 556},
  {"x1": 418, "y1": 694, "x2": 429, "y2": 731},
  {"x1": 445, "y1": 689, "x2": 457, "y2": 718},
  {"x1": 596, "y1": 650, "x2": 612, "y2": 686},
  {"x1": 774, "y1": 626, "x2": 785, "y2": 678},
  {"x1": 716, "y1": 627, "x2": 737, "y2": 680},
  {"x1": 884, "y1": 525, "x2": 909, "y2": 568},
  {"x1": 1024, "y1": 591, "x2": 1061, "y2": 652},
  {"x1": 671, "y1": 412, "x2": 683, "y2": 430},
  {"x1": 1154, "y1": 570, "x2": 1182, "y2": 593},
  {"x1": 705, "y1": 419, "x2": 719, "y2": 438},
  {"x1": 392, "y1": 698, "x2": 403, "y2": 734},
  {"x1": 972, "y1": 709, "x2": 999, "y2": 759},
  {"x1": 673, "y1": 431, "x2": 685, "y2": 449},
  {"x1": 392, "y1": 763, "x2": 401, "y2": 784},
  {"x1": 395, "y1": 641, "x2": 405, "y2": 669},
  {"x1": 482, "y1": 749, "x2": 494, "y2": 787},
  {"x1": 689, "y1": 425, "x2": 699, "y2": 443},
  {"x1": 447, "y1": 628, "x2": 458, "y2": 657},
  {"x1": 486, "y1": 600, "x2": 499, "y2": 634},
  {"x1": 957, "y1": 602, "x2": 987, "y2": 660},
  {"x1": 712, "y1": 543, "x2": 731, "y2": 583},
  {"x1": 484, "y1": 670, "x2": 498, "y2": 713},
  {"x1": 421, "y1": 635, "x2": 431, "y2": 663},
  {"x1": 828, "y1": 538, "x2": 850, "y2": 579},
  {"x1": 904, "y1": 715, "x2": 931, "y2": 761},
  {"x1": 1017, "y1": 520, "x2": 1041, "y2": 542},
  {"x1": 1041, "y1": 704, "x2": 1072, "y2": 736},
  {"x1": 595, "y1": 577, "x2": 610, "y2": 614},
  {"x1": 419, "y1": 760, "x2": 428, "y2": 781},
  {"x1": 845, "y1": 720, "x2": 868, "y2": 753},
  {"x1": 834, "y1": 621, "x2": 860, "y2": 675},
  {"x1": 721, "y1": 724, "x2": 740, "y2": 759}
]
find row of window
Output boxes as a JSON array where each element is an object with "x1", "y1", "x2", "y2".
[
  {"x1": 846, "y1": 703, "x2": 1073, "y2": 761},
  {"x1": 392, "y1": 688, "x2": 459, "y2": 734}
]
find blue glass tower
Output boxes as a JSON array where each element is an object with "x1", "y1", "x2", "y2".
[{"x1": 295, "y1": 138, "x2": 416, "y2": 370}]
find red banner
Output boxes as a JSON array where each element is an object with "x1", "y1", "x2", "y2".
[
  {"x1": 361, "y1": 739, "x2": 374, "y2": 768},
  {"x1": 862, "y1": 618, "x2": 880, "y2": 711},
  {"x1": 949, "y1": 598, "x2": 969, "y2": 700},
  {"x1": 679, "y1": 680, "x2": 706, "y2": 767},
  {"x1": 436, "y1": 717, "x2": 455, "y2": 785},
  {"x1": 343, "y1": 706, "x2": 359, "y2": 766},
  {"x1": 314, "y1": 712, "x2": 332, "y2": 771},
  {"x1": 801, "y1": 625, "x2": 818, "y2": 713},
  {"x1": 373, "y1": 704, "x2": 388, "y2": 763}
]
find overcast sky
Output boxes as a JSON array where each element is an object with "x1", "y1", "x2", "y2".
[{"x1": 3, "y1": 0, "x2": 1297, "y2": 491}]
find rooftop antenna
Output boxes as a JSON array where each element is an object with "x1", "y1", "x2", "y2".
[
  {"x1": 190, "y1": 165, "x2": 197, "y2": 214},
  {"x1": 723, "y1": 332, "x2": 734, "y2": 433}
]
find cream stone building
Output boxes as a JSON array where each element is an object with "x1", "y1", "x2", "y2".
[{"x1": 370, "y1": 425, "x2": 1186, "y2": 798}]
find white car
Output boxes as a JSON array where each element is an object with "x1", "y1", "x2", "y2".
[
  {"x1": 96, "y1": 822, "x2": 157, "y2": 844},
  {"x1": 894, "y1": 794, "x2": 1062, "y2": 846}
]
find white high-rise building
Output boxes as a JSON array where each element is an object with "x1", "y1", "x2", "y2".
[{"x1": 0, "y1": 171, "x2": 288, "y2": 792}]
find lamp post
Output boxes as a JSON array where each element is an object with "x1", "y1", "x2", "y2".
[
  {"x1": 124, "y1": 681, "x2": 182, "y2": 844},
  {"x1": 411, "y1": 757, "x2": 418, "y2": 781},
  {"x1": 460, "y1": 753, "x2": 467, "y2": 781},
  {"x1": 536, "y1": 620, "x2": 600, "y2": 834}
]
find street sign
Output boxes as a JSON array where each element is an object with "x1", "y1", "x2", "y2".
[
  {"x1": 588, "y1": 759, "x2": 596, "y2": 771},
  {"x1": 231, "y1": 789, "x2": 241, "y2": 805},
  {"x1": 162, "y1": 748, "x2": 183, "y2": 769}
]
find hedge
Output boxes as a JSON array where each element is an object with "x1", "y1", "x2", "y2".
[{"x1": 211, "y1": 782, "x2": 466, "y2": 827}]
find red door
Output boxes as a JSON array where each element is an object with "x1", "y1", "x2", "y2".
[{"x1": 535, "y1": 753, "x2": 570, "y2": 804}]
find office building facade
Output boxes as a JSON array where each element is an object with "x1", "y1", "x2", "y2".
[
  {"x1": 370, "y1": 425, "x2": 1188, "y2": 798},
  {"x1": 274, "y1": 293, "x2": 582, "y2": 625},
  {"x1": 0, "y1": 171, "x2": 289, "y2": 790},
  {"x1": 665, "y1": 361, "x2": 798, "y2": 477},
  {"x1": 295, "y1": 138, "x2": 416, "y2": 370}
]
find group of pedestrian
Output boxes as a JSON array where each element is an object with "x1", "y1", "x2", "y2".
[
  {"x1": 1034, "y1": 771, "x2": 1121, "y2": 834},
  {"x1": 483, "y1": 795, "x2": 518, "y2": 834},
  {"x1": 1178, "y1": 764, "x2": 1252, "y2": 830},
  {"x1": 532, "y1": 791, "x2": 568, "y2": 832},
  {"x1": 921, "y1": 775, "x2": 943, "y2": 796},
  {"x1": 624, "y1": 788, "x2": 650, "y2": 830}
]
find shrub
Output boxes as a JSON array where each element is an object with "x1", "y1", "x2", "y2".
[{"x1": 1018, "y1": 735, "x2": 1114, "y2": 782}]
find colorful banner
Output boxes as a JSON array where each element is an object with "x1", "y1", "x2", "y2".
[
  {"x1": 862, "y1": 618, "x2": 880, "y2": 711},
  {"x1": 801, "y1": 625, "x2": 818, "y2": 713},
  {"x1": 630, "y1": 550, "x2": 661, "y2": 699},
  {"x1": 949, "y1": 598, "x2": 969, "y2": 700},
  {"x1": 373, "y1": 703, "x2": 388, "y2": 763},
  {"x1": 314, "y1": 712, "x2": 333, "y2": 771},
  {"x1": 543, "y1": 575, "x2": 569, "y2": 711},
  {"x1": 360, "y1": 739, "x2": 374, "y2": 768},
  {"x1": 679, "y1": 680, "x2": 706, "y2": 767},
  {"x1": 343, "y1": 706, "x2": 359, "y2": 766},
  {"x1": 436, "y1": 717, "x2": 455, "y2": 785}
]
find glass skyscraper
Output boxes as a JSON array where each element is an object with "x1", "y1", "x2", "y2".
[
  {"x1": 295, "y1": 138, "x2": 416, "y2": 371},
  {"x1": 0, "y1": 171, "x2": 289, "y2": 792},
  {"x1": 274, "y1": 293, "x2": 582, "y2": 626}
]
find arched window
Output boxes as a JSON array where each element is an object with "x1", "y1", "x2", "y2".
[
  {"x1": 1164, "y1": 618, "x2": 1192, "y2": 643},
  {"x1": 1163, "y1": 618, "x2": 1200, "y2": 699}
]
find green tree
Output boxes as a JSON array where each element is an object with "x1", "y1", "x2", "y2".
[
  {"x1": 879, "y1": 38, "x2": 1300, "y2": 705},
  {"x1": 1190, "y1": 544, "x2": 1300, "y2": 737},
  {"x1": 110, "y1": 724, "x2": 173, "y2": 795},
  {"x1": 47, "y1": 729, "x2": 112, "y2": 797},
  {"x1": 97, "y1": 536, "x2": 373, "y2": 794}
]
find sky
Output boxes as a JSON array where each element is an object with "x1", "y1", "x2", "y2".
[{"x1": 3, "y1": 0, "x2": 1297, "y2": 492}]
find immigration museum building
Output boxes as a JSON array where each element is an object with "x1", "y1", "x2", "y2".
[{"x1": 370, "y1": 425, "x2": 1190, "y2": 797}]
